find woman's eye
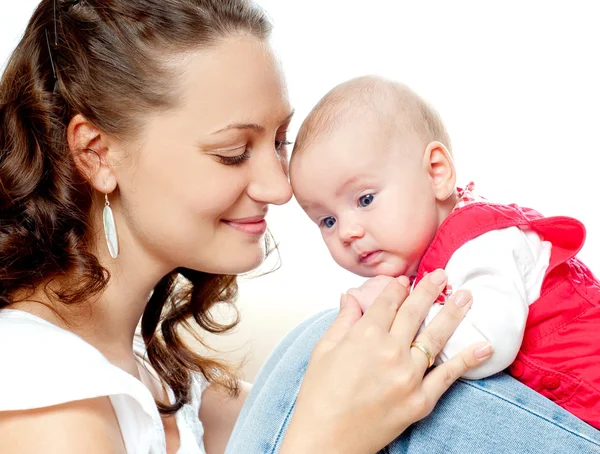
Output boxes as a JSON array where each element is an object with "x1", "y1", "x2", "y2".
[
  {"x1": 358, "y1": 194, "x2": 375, "y2": 207},
  {"x1": 275, "y1": 139, "x2": 293, "y2": 163},
  {"x1": 217, "y1": 150, "x2": 251, "y2": 166},
  {"x1": 275, "y1": 139, "x2": 293, "y2": 151},
  {"x1": 321, "y1": 216, "x2": 337, "y2": 229}
]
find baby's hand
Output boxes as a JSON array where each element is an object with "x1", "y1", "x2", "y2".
[{"x1": 347, "y1": 275, "x2": 410, "y2": 313}]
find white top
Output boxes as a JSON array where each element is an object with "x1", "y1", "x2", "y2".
[
  {"x1": 0, "y1": 309, "x2": 208, "y2": 454},
  {"x1": 423, "y1": 226, "x2": 552, "y2": 379}
]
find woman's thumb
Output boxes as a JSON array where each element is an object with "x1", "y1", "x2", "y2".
[{"x1": 318, "y1": 293, "x2": 362, "y2": 350}]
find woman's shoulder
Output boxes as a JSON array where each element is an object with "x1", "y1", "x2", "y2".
[
  {"x1": 0, "y1": 308, "x2": 107, "y2": 359},
  {"x1": 0, "y1": 309, "x2": 154, "y2": 415},
  {"x1": 0, "y1": 396, "x2": 127, "y2": 454}
]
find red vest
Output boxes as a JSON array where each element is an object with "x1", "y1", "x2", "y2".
[{"x1": 414, "y1": 201, "x2": 600, "y2": 429}]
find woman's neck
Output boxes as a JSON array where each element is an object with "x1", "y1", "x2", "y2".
[{"x1": 10, "y1": 237, "x2": 172, "y2": 377}]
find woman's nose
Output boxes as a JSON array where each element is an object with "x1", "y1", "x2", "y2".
[{"x1": 246, "y1": 148, "x2": 293, "y2": 206}]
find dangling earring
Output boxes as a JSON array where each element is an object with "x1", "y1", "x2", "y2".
[{"x1": 103, "y1": 191, "x2": 119, "y2": 259}]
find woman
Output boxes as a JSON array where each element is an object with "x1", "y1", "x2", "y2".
[{"x1": 0, "y1": 1, "x2": 597, "y2": 453}]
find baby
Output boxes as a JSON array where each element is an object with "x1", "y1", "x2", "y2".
[{"x1": 289, "y1": 76, "x2": 600, "y2": 429}]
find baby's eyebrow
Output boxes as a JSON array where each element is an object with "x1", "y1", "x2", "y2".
[
  {"x1": 299, "y1": 201, "x2": 320, "y2": 212},
  {"x1": 335, "y1": 175, "x2": 362, "y2": 197}
]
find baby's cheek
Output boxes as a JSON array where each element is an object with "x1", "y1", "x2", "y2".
[{"x1": 329, "y1": 246, "x2": 356, "y2": 274}]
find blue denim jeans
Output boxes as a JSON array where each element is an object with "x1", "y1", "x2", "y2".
[{"x1": 226, "y1": 309, "x2": 600, "y2": 453}]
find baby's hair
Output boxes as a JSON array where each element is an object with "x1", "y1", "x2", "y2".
[{"x1": 293, "y1": 75, "x2": 451, "y2": 157}]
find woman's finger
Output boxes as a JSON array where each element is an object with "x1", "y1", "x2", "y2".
[
  {"x1": 357, "y1": 279, "x2": 409, "y2": 332},
  {"x1": 421, "y1": 341, "x2": 493, "y2": 404},
  {"x1": 316, "y1": 293, "x2": 363, "y2": 354},
  {"x1": 410, "y1": 289, "x2": 473, "y2": 374},
  {"x1": 390, "y1": 269, "x2": 447, "y2": 343}
]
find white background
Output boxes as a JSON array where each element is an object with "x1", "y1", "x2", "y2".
[{"x1": 2, "y1": 1, "x2": 599, "y2": 379}]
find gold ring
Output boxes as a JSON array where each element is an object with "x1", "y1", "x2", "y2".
[{"x1": 410, "y1": 341, "x2": 435, "y2": 368}]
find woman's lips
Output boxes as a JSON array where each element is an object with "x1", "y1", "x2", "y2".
[{"x1": 222, "y1": 216, "x2": 267, "y2": 235}]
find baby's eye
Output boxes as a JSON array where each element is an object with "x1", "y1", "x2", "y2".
[
  {"x1": 320, "y1": 216, "x2": 337, "y2": 229},
  {"x1": 358, "y1": 194, "x2": 375, "y2": 207}
]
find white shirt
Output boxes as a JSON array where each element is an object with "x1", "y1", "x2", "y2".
[
  {"x1": 0, "y1": 309, "x2": 207, "y2": 454},
  {"x1": 424, "y1": 226, "x2": 552, "y2": 379}
]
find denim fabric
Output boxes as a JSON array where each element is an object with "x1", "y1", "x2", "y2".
[{"x1": 226, "y1": 309, "x2": 600, "y2": 453}]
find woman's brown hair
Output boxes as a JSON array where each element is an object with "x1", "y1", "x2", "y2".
[{"x1": 0, "y1": 0, "x2": 271, "y2": 414}]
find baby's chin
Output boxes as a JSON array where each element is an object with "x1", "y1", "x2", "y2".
[{"x1": 353, "y1": 261, "x2": 414, "y2": 279}]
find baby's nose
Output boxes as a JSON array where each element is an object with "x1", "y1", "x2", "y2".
[{"x1": 338, "y1": 221, "x2": 365, "y2": 243}]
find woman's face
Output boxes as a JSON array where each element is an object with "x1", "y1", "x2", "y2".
[{"x1": 112, "y1": 35, "x2": 293, "y2": 275}]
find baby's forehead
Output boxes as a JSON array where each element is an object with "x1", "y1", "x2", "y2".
[
  {"x1": 292, "y1": 114, "x2": 418, "y2": 176},
  {"x1": 304, "y1": 91, "x2": 400, "y2": 144},
  {"x1": 291, "y1": 145, "x2": 387, "y2": 198}
]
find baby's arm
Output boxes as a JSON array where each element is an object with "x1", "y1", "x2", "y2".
[{"x1": 426, "y1": 226, "x2": 551, "y2": 379}]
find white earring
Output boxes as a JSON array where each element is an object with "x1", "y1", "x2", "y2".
[{"x1": 103, "y1": 192, "x2": 119, "y2": 259}]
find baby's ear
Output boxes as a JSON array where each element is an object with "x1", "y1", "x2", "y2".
[{"x1": 424, "y1": 141, "x2": 456, "y2": 201}]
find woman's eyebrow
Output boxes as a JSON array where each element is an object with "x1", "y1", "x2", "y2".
[
  {"x1": 212, "y1": 123, "x2": 264, "y2": 134},
  {"x1": 211, "y1": 110, "x2": 295, "y2": 135},
  {"x1": 280, "y1": 110, "x2": 295, "y2": 124}
]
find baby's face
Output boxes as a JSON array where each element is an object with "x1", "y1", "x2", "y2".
[{"x1": 291, "y1": 117, "x2": 441, "y2": 278}]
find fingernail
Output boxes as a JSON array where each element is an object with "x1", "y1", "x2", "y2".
[
  {"x1": 475, "y1": 344, "x2": 493, "y2": 359},
  {"x1": 429, "y1": 269, "x2": 446, "y2": 286},
  {"x1": 452, "y1": 291, "x2": 472, "y2": 307},
  {"x1": 340, "y1": 293, "x2": 347, "y2": 309}
]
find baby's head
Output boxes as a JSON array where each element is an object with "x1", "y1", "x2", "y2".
[{"x1": 290, "y1": 76, "x2": 457, "y2": 278}]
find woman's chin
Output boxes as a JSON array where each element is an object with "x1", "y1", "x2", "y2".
[
  {"x1": 203, "y1": 247, "x2": 266, "y2": 276},
  {"x1": 235, "y1": 252, "x2": 266, "y2": 275}
]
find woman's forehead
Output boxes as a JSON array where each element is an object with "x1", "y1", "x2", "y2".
[{"x1": 175, "y1": 35, "x2": 290, "y2": 129}]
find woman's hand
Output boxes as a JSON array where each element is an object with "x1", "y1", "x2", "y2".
[{"x1": 280, "y1": 269, "x2": 493, "y2": 454}]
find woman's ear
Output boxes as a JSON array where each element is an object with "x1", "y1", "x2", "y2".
[
  {"x1": 423, "y1": 141, "x2": 456, "y2": 201},
  {"x1": 68, "y1": 114, "x2": 117, "y2": 194}
]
